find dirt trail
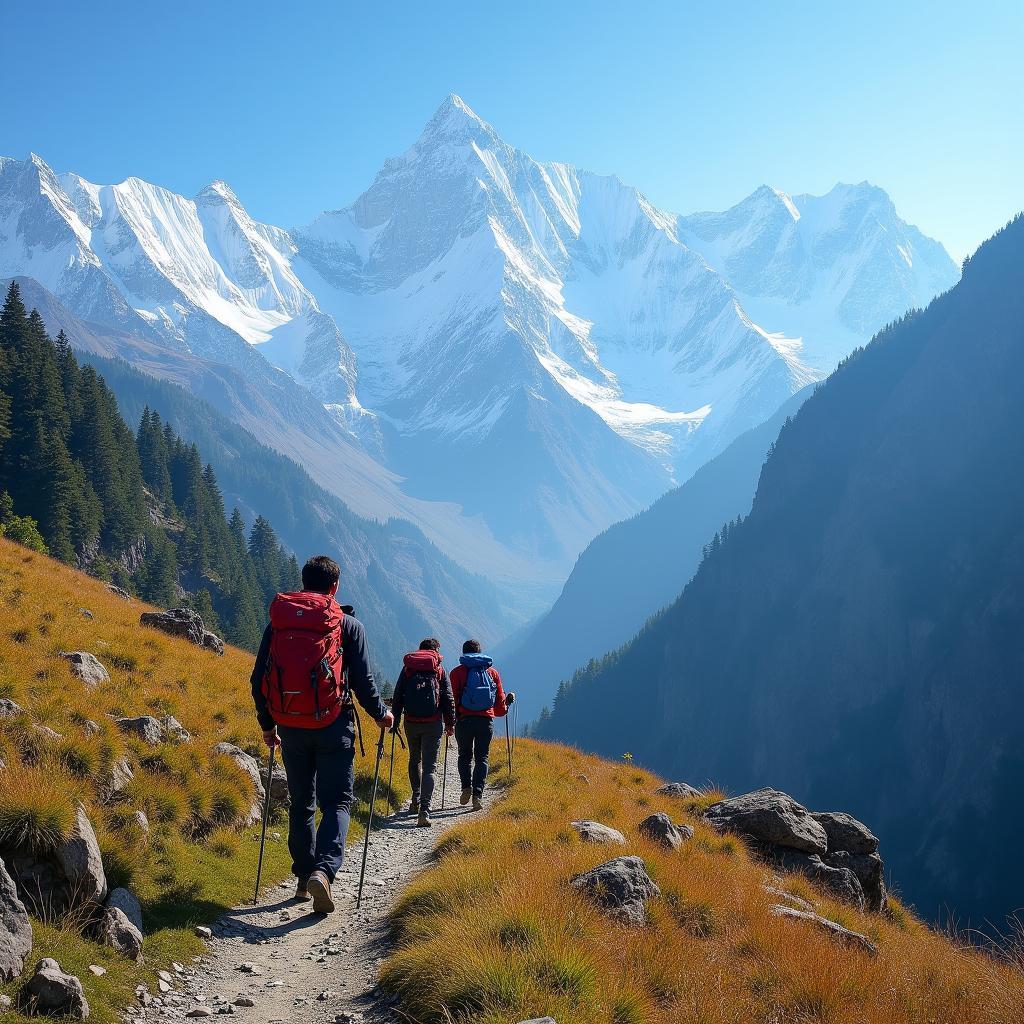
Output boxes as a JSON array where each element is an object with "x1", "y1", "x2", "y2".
[{"x1": 131, "y1": 751, "x2": 497, "y2": 1024}]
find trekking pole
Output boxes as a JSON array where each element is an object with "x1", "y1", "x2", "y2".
[
  {"x1": 253, "y1": 744, "x2": 277, "y2": 905},
  {"x1": 440, "y1": 732, "x2": 449, "y2": 810},
  {"x1": 386, "y1": 705, "x2": 396, "y2": 811},
  {"x1": 356, "y1": 727, "x2": 386, "y2": 909},
  {"x1": 505, "y1": 713, "x2": 513, "y2": 777}
]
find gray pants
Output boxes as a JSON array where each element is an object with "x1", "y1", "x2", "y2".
[{"x1": 404, "y1": 720, "x2": 444, "y2": 810}]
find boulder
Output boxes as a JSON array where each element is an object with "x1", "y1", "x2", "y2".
[
  {"x1": 0, "y1": 857, "x2": 32, "y2": 982},
  {"x1": 775, "y1": 849, "x2": 865, "y2": 910},
  {"x1": 704, "y1": 788, "x2": 828, "y2": 855},
  {"x1": 139, "y1": 608, "x2": 224, "y2": 655},
  {"x1": 570, "y1": 856, "x2": 660, "y2": 926},
  {"x1": 96, "y1": 905, "x2": 143, "y2": 961},
  {"x1": 764, "y1": 885, "x2": 814, "y2": 912},
  {"x1": 812, "y1": 811, "x2": 879, "y2": 855},
  {"x1": 770, "y1": 904, "x2": 878, "y2": 956},
  {"x1": 263, "y1": 760, "x2": 290, "y2": 806},
  {"x1": 83, "y1": 720, "x2": 101, "y2": 737},
  {"x1": 570, "y1": 820, "x2": 626, "y2": 845},
  {"x1": 0, "y1": 698, "x2": 24, "y2": 717},
  {"x1": 116, "y1": 716, "x2": 165, "y2": 746},
  {"x1": 655, "y1": 782, "x2": 701, "y2": 799},
  {"x1": 825, "y1": 850, "x2": 886, "y2": 913},
  {"x1": 19, "y1": 957, "x2": 90, "y2": 1018},
  {"x1": 58, "y1": 652, "x2": 110, "y2": 687},
  {"x1": 638, "y1": 812, "x2": 692, "y2": 850},
  {"x1": 54, "y1": 804, "x2": 107, "y2": 906},
  {"x1": 32, "y1": 724, "x2": 63, "y2": 742},
  {"x1": 106, "y1": 584, "x2": 131, "y2": 601},
  {"x1": 160, "y1": 716, "x2": 191, "y2": 743},
  {"x1": 106, "y1": 887, "x2": 143, "y2": 933},
  {"x1": 98, "y1": 758, "x2": 134, "y2": 804},
  {"x1": 213, "y1": 743, "x2": 264, "y2": 826},
  {"x1": 131, "y1": 810, "x2": 151, "y2": 835}
]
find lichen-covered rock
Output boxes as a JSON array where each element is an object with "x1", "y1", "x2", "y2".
[
  {"x1": 638, "y1": 812, "x2": 692, "y2": 850},
  {"x1": 213, "y1": 743, "x2": 265, "y2": 825},
  {"x1": 96, "y1": 905, "x2": 143, "y2": 961},
  {"x1": 115, "y1": 716, "x2": 164, "y2": 746},
  {"x1": 571, "y1": 856, "x2": 660, "y2": 926},
  {"x1": 0, "y1": 698, "x2": 24, "y2": 717},
  {"x1": 770, "y1": 904, "x2": 878, "y2": 956},
  {"x1": 139, "y1": 608, "x2": 224, "y2": 655},
  {"x1": 655, "y1": 782, "x2": 701, "y2": 799},
  {"x1": 58, "y1": 652, "x2": 110, "y2": 687},
  {"x1": 98, "y1": 758, "x2": 134, "y2": 804},
  {"x1": 570, "y1": 820, "x2": 626, "y2": 845},
  {"x1": 0, "y1": 857, "x2": 32, "y2": 982},
  {"x1": 54, "y1": 805, "x2": 107, "y2": 906},
  {"x1": 705, "y1": 789, "x2": 828, "y2": 855},
  {"x1": 19, "y1": 957, "x2": 90, "y2": 1018}
]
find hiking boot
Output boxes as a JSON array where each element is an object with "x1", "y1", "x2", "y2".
[
  {"x1": 459, "y1": 787, "x2": 471, "y2": 806},
  {"x1": 409, "y1": 798, "x2": 420, "y2": 815},
  {"x1": 294, "y1": 879, "x2": 311, "y2": 902},
  {"x1": 472, "y1": 795, "x2": 483, "y2": 811},
  {"x1": 307, "y1": 870, "x2": 335, "y2": 914},
  {"x1": 417, "y1": 809, "x2": 432, "y2": 828}
]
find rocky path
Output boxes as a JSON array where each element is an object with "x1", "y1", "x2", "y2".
[{"x1": 131, "y1": 751, "x2": 496, "y2": 1024}]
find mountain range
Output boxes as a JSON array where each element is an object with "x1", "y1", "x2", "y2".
[
  {"x1": 535, "y1": 214, "x2": 1024, "y2": 929},
  {"x1": 0, "y1": 96, "x2": 958, "y2": 613}
]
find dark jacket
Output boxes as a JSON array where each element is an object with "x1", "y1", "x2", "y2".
[
  {"x1": 250, "y1": 613, "x2": 387, "y2": 732},
  {"x1": 450, "y1": 657, "x2": 509, "y2": 719},
  {"x1": 392, "y1": 664, "x2": 456, "y2": 729}
]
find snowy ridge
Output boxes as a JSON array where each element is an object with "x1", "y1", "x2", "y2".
[{"x1": 0, "y1": 95, "x2": 960, "y2": 576}]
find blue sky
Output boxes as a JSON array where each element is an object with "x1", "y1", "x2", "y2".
[{"x1": 2, "y1": 0, "x2": 1020, "y2": 260}]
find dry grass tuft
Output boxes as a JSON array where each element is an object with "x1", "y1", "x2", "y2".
[{"x1": 379, "y1": 738, "x2": 1024, "y2": 1024}]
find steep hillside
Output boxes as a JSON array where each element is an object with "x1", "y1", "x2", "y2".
[
  {"x1": 381, "y1": 739, "x2": 1024, "y2": 1023},
  {"x1": 0, "y1": 538, "x2": 405, "y2": 1022},
  {"x1": 537, "y1": 215, "x2": 1024, "y2": 928},
  {"x1": 502, "y1": 386, "x2": 812, "y2": 723}
]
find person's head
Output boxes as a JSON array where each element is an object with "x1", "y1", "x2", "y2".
[
  {"x1": 463, "y1": 639, "x2": 482, "y2": 654},
  {"x1": 302, "y1": 555, "x2": 340, "y2": 596},
  {"x1": 419, "y1": 637, "x2": 441, "y2": 652}
]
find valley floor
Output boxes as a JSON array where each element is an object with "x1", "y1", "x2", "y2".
[{"x1": 133, "y1": 752, "x2": 495, "y2": 1024}]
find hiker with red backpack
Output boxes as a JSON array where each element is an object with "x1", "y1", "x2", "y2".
[
  {"x1": 250, "y1": 555, "x2": 394, "y2": 914},
  {"x1": 390, "y1": 638, "x2": 456, "y2": 827},
  {"x1": 449, "y1": 639, "x2": 515, "y2": 811}
]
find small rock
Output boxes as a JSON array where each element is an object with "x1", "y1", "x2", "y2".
[
  {"x1": 0, "y1": 993, "x2": 12, "y2": 1009},
  {"x1": 19, "y1": 957, "x2": 90, "y2": 1019},
  {"x1": 638, "y1": 812, "x2": 692, "y2": 850},
  {"x1": 265, "y1": 980, "x2": 283, "y2": 988},
  {"x1": 195, "y1": 926, "x2": 213, "y2": 939},
  {"x1": 157, "y1": 970, "x2": 173, "y2": 983},
  {"x1": 770, "y1": 904, "x2": 878, "y2": 956},
  {"x1": 233, "y1": 997, "x2": 255, "y2": 1007},
  {"x1": 570, "y1": 820, "x2": 626, "y2": 845},
  {"x1": 32, "y1": 723, "x2": 63, "y2": 742},
  {"x1": 88, "y1": 965, "x2": 107, "y2": 977},
  {"x1": 764, "y1": 885, "x2": 814, "y2": 912},
  {"x1": 132, "y1": 810, "x2": 151, "y2": 834},
  {"x1": 97, "y1": 905, "x2": 144, "y2": 961},
  {"x1": 655, "y1": 782, "x2": 701, "y2": 799},
  {"x1": 83, "y1": 720, "x2": 101, "y2": 737},
  {"x1": 187, "y1": 1008, "x2": 214, "y2": 1018},
  {"x1": 570, "y1": 856, "x2": 659, "y2": 926},
  {"x1": 79, "y1": 608, "x2": 94, "y2": 619},
  {"x1": 0, "y1": 698, "x2": 23, "y2": 717},
  {"x1": 516, "y1": 1019, "x2": 558, "y2": 1024},
  {"x1": 318, "y1": 990, "x2": 338, "y2": 1001},
  {"x1": 160, "y1": 715, "x2": 191, "y2": 743},
  {"x1": 106, "y1": 584, "x2": 131, "y2": 601},
  {"x1": 106, "y1": 888, "x2": 143, "y2": 933},
  {"x1": 158, "y1": 980, "x2": 171, "y2": 993},
  {"x1": 116, "y1": 716, "x2": 165, "y2": 746},
  {"x1": 575, "y1": 774, "x2": 590, "y2": 785},
  {"x1": 278, "y1": 910, "x2": 290, "y2": 921},
  {"x1": 59, "y1": 651, "x2": 110, "y2": 687}
]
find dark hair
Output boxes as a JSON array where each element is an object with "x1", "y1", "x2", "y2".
[
  {"x1": 302, "y1": 555, "x2": 340, "y2": 594},
  {"x1": 419, "y1": 637, "x2": 441, "y2": 652},
  {"x1": 462, "y1": 639, "x2": 481, "y2": 654}
]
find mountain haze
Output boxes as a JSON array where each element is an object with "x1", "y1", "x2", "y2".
[{"x1": 536, "y1": 215, "x2": 1024, "y2": 927}]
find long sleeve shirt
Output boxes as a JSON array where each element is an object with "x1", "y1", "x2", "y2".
[
  {"x1": 391, "y1": 665, "x2": 456, "y2": 729},
  {"x1": 250, "y1": 614, "x2": 387, "y2": 731},
  {"x1": 449, "y1": 663, "x2": 509, "y2": 718}
]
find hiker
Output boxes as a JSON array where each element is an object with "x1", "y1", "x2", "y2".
[
  {"x1": 449, "y1": 639, "x2": 515, "y2": 811},
  {"x1": 250, "y1": 555, "x2": 393, "y2": 913},
  {"x1": 390, "y1": 638, "x2": 456, "y2": 827}
]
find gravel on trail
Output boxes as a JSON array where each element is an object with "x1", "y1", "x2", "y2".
[{"x1": 128, "y1": 752, "x2": 499, "y2": 1024}]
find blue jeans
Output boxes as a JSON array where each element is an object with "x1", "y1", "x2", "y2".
[
  {"x1": 277, "y1": 713, "x2": 355, "y2": 884},
  {"x1": 456, "y1": 716, "x2": 493, "y2": 797}
]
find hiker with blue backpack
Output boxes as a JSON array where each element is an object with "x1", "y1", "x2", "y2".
[
  {"x1": 390, "y1": 638, "x2": 456, "y2": 827},
  {"x1": 449, "y1": 639, "x2": 515, "y2": 810}
]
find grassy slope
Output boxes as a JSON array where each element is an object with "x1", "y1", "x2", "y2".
[
  {"x1": 382, "y1": 741, "x2": 1024, "y2": 1024},
  {"x1": 0, "y1": 538, "x2": 409, "y2": 1022}
]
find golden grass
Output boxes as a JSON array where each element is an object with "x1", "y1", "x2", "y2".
[
  {"x1": 0, "y1": 538, "x2": 411, "y2": 1022},
  {"x1": 380, "y1": 739, "x2": 1024, "y2": 1024}
]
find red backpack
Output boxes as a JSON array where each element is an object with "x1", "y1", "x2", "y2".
[{"x1": 262, "y1": 592, "x2": 346, "y2": 728}]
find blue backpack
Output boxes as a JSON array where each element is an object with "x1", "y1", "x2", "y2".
[{"x1": 459, "y1": 654, "x2": 497, "y2": 712}]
